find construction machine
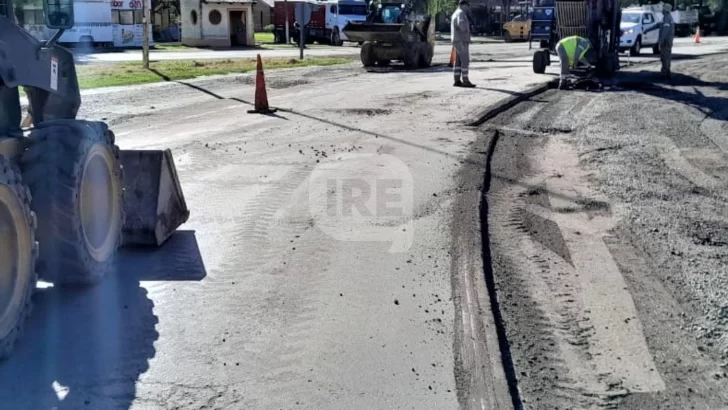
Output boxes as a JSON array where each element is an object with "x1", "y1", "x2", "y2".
[
  {"x1": 341, "y1": 0, "x2": 434, "y2": 68},
  {"x1": 529, "y1": 0, "x2": 621, "y2": 77},
  {"x1": 502, "y1": 1, "x2": 533, "y2": 42},
  {"x1": 0, "y1": 0, "x2": 189, "y2": 360}
]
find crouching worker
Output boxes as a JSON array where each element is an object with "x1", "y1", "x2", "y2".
[{"x1": 555, "y1": 35, "x2": 593, "y2": 90}]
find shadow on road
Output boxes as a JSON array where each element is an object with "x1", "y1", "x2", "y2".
[
  {"x1": 147, "y1": 69, "x2": 291, "y2": 120},
  {"x1": 363, "y1": 63, "x2": 453, "y2": 74},
  {"x1": 0, "y1": 230, "x2": 206, "y2": 410},
  {"x1": 608, "y1": 70, "x2": 728, "y2": 121}
]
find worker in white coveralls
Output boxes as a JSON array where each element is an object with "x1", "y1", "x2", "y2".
[
  {"x1": 658, "y1": 3, "x2": 675, "y2": 78},
  {"x1": 450, "y1": 0, "x2": 476, "y2": 88},
  {"x1": 555, "y1": 35, "x2": 593, "y2": 90}
]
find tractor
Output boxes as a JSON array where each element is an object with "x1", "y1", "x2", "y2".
[{"x1": 0, "y1": 0, "x2": 189, "y2": 360}]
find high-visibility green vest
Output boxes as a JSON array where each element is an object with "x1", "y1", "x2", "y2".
[{"x1": 558, "y1": 36, "x2": 592, "y2": 68}]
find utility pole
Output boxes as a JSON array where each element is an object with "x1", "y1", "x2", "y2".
[
  {"x1": 284, "y1": 0, "x2": 290, "y2": 44},
  {"x1": 143, "y1": 0, "x2": 150, "y2": 68}
]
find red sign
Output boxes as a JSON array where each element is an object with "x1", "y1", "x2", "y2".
[{"x1": 111, "y1": 0, "x2": 143, "y2": 8}]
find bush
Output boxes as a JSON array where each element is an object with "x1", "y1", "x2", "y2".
[{"x1": 264, "y1": 24, "x2": 275, "y2": 33}]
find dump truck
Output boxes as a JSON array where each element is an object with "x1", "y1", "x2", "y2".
[
  {"x1": 0, "y1": 0, "x2": 189, "y2": 360},
  {"x1": 529, "y1": 0, "x2": 621, "y2": 77},
  {"x1": 341, "y1": 0, "x2": 434, "y2": 68}
]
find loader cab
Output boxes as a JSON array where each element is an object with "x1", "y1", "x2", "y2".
[
  {"x1": 380, "y1": 4, "x2": 403, "y2": 23},
  {"x1": 42, "y1": 0, "x2": 75, "y2": 29}
]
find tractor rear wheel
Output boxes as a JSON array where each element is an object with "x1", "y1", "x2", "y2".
[
  {"x1": 22, "y1": 120, "x2": 124, "y2": 286},
  {"x1": 0, "y1": 156, "x2": 37, "y2": 361}
]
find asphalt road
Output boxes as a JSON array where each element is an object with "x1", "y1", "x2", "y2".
[
  {"x1": 77, "y1": 36, "x2": 728, "y2": 64},
  {"x1": 1, "y1": 37, "x2": 727, "y2": 410}
]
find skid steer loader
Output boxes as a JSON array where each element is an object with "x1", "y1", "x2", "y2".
[
  {"x1": 342, "y1": 0, "x2": 435, "y2": 69},
  {"x1": 0, "y1": 0, "x2": 189, "y2": 360}
]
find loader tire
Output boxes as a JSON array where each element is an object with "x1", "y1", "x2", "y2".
[
  {"x1": 22, "y1": 120, "x2": 124, "y2": 286},
  {"x1": 361, "y1": 42, "x2": 376, "y2": 67},
  {"x1": 0, "y1": 156, "x2": 37, "y2": 361},
  {"x1": 418, "y1": 43, "x2": 433, "y2": 68},
  {"x1": 403, "y1": 45, "x2": 420, "y2": 69}
]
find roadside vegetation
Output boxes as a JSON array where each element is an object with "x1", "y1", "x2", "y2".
[
  {"x1": 255, "y1": 31, "x2": 276, "y2": 44},
  {"x1": 152, "y1": 43, "x2": 203, "y2": 51},
  {"x1": 75, "y1": 57, "x2": 351, "y2": 89}
]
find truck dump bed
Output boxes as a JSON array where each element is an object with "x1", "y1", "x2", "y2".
[{"x1": 342, "y1": 22, "x2": 405, "y2": 43}]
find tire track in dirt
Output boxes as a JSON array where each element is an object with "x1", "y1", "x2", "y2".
[
  {"x1": 483, "y1": 92, "x2": 668, "y2": 408},
  {"x1": 533, "y1": 138, "x2": 666, "y2": 394},
  {"x1": 189, "y1": 158, "x2": 334, "y2": 407}
]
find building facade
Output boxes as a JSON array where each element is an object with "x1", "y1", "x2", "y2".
[
  {"x1": 252, "y1": 0, "x2": 273, "y2": 31},
  {"x1": 181, "y1": 0, "x2": 256, "y2": 46}
]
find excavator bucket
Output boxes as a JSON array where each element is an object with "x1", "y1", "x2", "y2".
[{"x1": 120, "y1": 149, "x2": 190, "y2": 247}]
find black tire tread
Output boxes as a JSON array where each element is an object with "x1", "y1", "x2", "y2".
[
  {"x1": 533, "y1": 50, "x2": 546, "y2": 74},
  {"x1": 21, "y1": 120, "x2": 124, "y2": 286},
  {"x1": 361, "y1": 42, "x2": 376, "y2": 67},
  {"x1": 0, "y1": 156, "x2": 38, "y2": 361}
]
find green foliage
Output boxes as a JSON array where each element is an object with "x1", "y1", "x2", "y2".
[
  {"x1": 427, "y1": 0, "x2": 456, "y2": 16},
  {"x1": 264, "y1": 24, "x2": 275, "y2": 33}
]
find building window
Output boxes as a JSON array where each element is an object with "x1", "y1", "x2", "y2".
[
  {"x1": 209, "y1": 9, "x2": 222, "y2": 25},
  {"x1": 119, "y1": 10, "x2": 134, "y2": 24},
  {"x1": 191, "y1": 9, "x2": 197, "y2": 25},
  {"x1": 112, "y1": 9, "x2": 144, "y2": 25}
]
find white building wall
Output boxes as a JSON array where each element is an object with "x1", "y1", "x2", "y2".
[
  {"x1": 200, "y1": 3, "x2": 230, "y2": 40},
  {"x1": 180, "y1": 0, "x2": 202, "y2": 42},
  {"x1": 183, "y1": 1, "x2": 254, "y2": 47}
]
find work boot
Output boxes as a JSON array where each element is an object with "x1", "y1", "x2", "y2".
[
  {"x1": 454, "y1": 79, "x2": 463, "y2": 87},
  {"x1": 461, "y1": 79, "x2": 476, "y2": 88}
]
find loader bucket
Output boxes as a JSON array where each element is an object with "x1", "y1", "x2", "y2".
[
  {"x1": 120, "y1": 149, "x2": 190, "y2": 247},
  {"x1": 342, "y1": 22, "x2": 405, "y2": 43}
]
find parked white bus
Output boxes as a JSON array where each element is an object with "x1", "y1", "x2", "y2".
[{"x1": 21, "y1": 0, "x2": 153, "y2": 48}]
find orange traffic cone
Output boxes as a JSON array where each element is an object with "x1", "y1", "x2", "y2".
[
  {"x1": 695, "y1": 26, "x2": 701, "y2": 43},
  {"x1": 448, "y1": 46, "x2": 456, "y2": 67},
  {"x1": 247, "y1": 54, "x2": 277, "y2": 114}
]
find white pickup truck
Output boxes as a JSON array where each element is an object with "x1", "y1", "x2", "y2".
[{"x1": 619, "y1": 4, "x2": 698, "y2": 56}]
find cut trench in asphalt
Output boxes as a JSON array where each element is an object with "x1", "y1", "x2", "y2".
[{"x1": 450, "y1": 80, "x2": 559, "y2": 410}]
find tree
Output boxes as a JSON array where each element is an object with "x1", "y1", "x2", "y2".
[{"x1": 427, "y1": 0, "x2": 456, "y2": 16}]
